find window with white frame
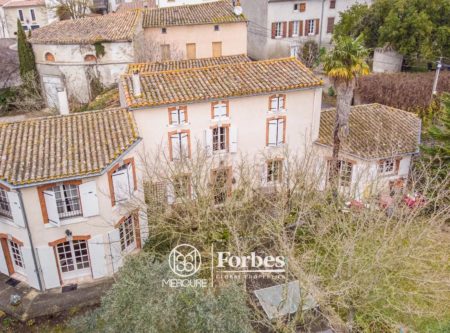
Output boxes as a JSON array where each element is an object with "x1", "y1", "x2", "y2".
[
  {"x1": 51, "y1": 184, "x2": 82, "y2": 219},
  {"x1": 30, "y1": 8, "x2": 36, "y2": 21},
  {"x1": 56, "y1": 240, "x2": 90, "y2": 273},
  {"x1": 9, "y1": 241, "x2": 24, "y2": 269},
  {"x1": 212, "y1": 126, "x2": 227, "y2": 152},
  {"x1": 170, "y1": 132, "x2": 189, "y2": 160},
  {"x1": 379, "y1": 159, "x2": 395, "y2": 174},
  {"x1": 328, "y1": 160, "x2": 353, "y2": 187},
  {"x1": 267, "y1": 118, "x2": 285, "y2": 147},
  {"x1": 267, "y1": 160, "x2": 283, "y2": 183},
  {"x1": 270, "y1": 95, "x2": 285, "y2": 112},
  {"x1": 292, "y1": 21, "x2": 300, "y2": 36},
  {"x1": 119, "y1": 216, "x2": 136, "y2": 253},
  {"x1": 307, "y1": 20, "x2": 315, "y2": 35},
  {"x1": 275, "y1": 22, "x2": 283, "y2": 38},
  {"x1": 169, "y1": 107, "x2": 186, "y2": 125},
  {"x1": 212, "y1": 102, "x2": 227, "y2": 119},
  {"x1": 18, "y1": 9, "x2": 24, "y2": 22},
  {"x1": 0, "y1": 188, "x2": 11, "y2": 218}
]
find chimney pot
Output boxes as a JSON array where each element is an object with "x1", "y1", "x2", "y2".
[{"x1": 132, "y1": 70, "x2": 141, "y2": 97}]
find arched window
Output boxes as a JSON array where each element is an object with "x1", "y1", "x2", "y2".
[
  {"x1": 84, "y1": 54, "x2": 97, "y2": 62},
  {"x1": 45, "y1": 52, "x2": 55, "y2": 62}
]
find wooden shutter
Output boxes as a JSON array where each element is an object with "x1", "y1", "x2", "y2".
[
  {"x1": 395, "y1": 158, "x2": 401, "y2": 173},
  {"x1": 7, "y1": 192, "x2": 25, "y2": 228},
  {"x1": 108, "y1": 229, "x2": 123, "y2": 273},
  {"x1": 37, "y1": 246, "x2": 60, "y2": 289},
  {"x1": 271, "y1": 22, "x2": 277, "y2": 39},
  {"x1": 277, "y1": 119, "x2": 285, "y2": 145},
  {"x1": 330, "y1": 0, "x2": 336, "y2": 9},
  {"x1": 315, "y1": 19, "x2": 320, "y2": 35},
  {"x1": 88, "y1": 235, "x2": 107, "y2": 279},
  {"x1": 288, "y1": 21, "x2": 294, "y2": 37},
  {"x1": 43, "y1": 190, "x2": 60, "y2": 227},
  {"x1": 22, "y1": 247, "x2": 40, "y2": 290},
  {"x1": 327, "y1": 17, "x2": 335, "y2": 34},
  {"x1": 112, "y1": 168, "x2": 131, "y2": 203},
  {"x1": 204, "y1": 129, "x2": 213, "y2": 156},
  {"x1": 299, "y1": 2, "x2": 306, "y2": 12},
  {"x1": 170, "y1": 134, "x2": 180, "y2": 160},
  {"x1": 186, "y1": 43, "x2": 196, "y2": 60},
  {"x1": 268, "y1": 120, "x2": 277, "y2": 146},
  {"x1": 282, "y1": 22, "x2": 287, "y2": 38},
  {"x1": 280, "y1": 94, "x2": 286, "y2": 109},
  {"x1": 79, "y1": 181, "x2": 99, "y2": 218},
  {"x1": 229, "y1": 126, "x2": 238, "y2": 153},
  {"x1": 181, "y1": 133, "x2": 189, "y2": 158},
  {"x1": 212, "y1": 42, "x2": 222, "y2": 57},
  {"x1": 0, "y1": 242, "x2": 8, "y2": 275},
  {"x1": 299, "y1": 20, "x2": 303, "y2": 36}
]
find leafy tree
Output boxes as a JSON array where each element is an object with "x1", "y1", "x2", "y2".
[
  {"x1": 16, "y1": 20, "x2": 37, "y2": 81},
  {"x1": 322, "y1": 35, "x2": 370, "y2": 182},
  {"x1": 71, "y1": 253, "x2": 253, "y2": 333}
]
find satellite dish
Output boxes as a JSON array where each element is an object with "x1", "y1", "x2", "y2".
[{"x1": 233, "y1": 5, "x2": 243, "y2": 16}]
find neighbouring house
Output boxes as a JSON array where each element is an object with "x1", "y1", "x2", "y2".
[
  {"x1": 119, "y1": 57, "x2": 323, "y2": 202},
  {"x1": 116, "y1": 0, "x2": 156, "y2": 13},
  {"x1": 314, "y1": 104, "x2": 421, "y2": 199},
  {"x1": 29, "y1": 11, "x2": 141, "y2": 107},
  {"x1": 156, "y1": 0, "x2": 217, "y2": 8},
  {"x1": 1, "y1": 0, "x2": 48, "y2": 38},
  {"x1": 0, "y1": 108, "x2": 148, "y2": 290},
  {"x1": 241, "y1": 0, "x2": 372, "y2": 59},
  {"x1": 138, "y1": 0, "x2": 247, "y2": 61}
]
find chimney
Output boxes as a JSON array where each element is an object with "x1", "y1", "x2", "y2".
[
  {"x1": 57, "y1": 88, "x2": 69, "y2": 115},
  {"x1": 132, "y1": 70, "x2": 141, "y2": 97},
  {"x1": 233, "y1": 1, "x2": 242, "y2": 16}
]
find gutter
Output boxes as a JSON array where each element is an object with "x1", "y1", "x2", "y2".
[
  {"x1": 318, "y1": 0, "x2": 325, "y2": 48},
  {"x1": 0, "y1": 138, "x2": 142, "y2": 190}
]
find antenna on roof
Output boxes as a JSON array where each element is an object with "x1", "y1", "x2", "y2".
[{"x1": 232, "y1": 0, "x2": 242, "y2": 16}]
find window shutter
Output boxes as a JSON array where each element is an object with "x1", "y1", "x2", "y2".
[
  {"x1": 181, "y1": 133, "x2": 189, "y2": 158},
  {"x1": 88, "y1": 235, "x2": 107, "y2": 279},
  {"x1": 171, "y1": 134, "x2": 180, "y2": 160},
  {"x1": 299, "y1": 2, "x2": 306, "y2": 12},
  {"x1": 299, "y1": 20, "x2": 303, "y2": 36},
  {"x1": 138, "y1": 211, "x2": 149, "y2": 244},
  {"x1": 304, "y1": 20, "x2": 309, "y2": 34},
  {"x1": 179, "y1": 109, "x2": 186, "y2": 124},
  {"x1": 112, "y1": 169, "x2": 131, "y2": 203},
  {"x1": 107, "y1": 229, "x2": 123, "y2": 273},
  {"x1": 277, "y1": 119, "x2": 285, "y2": 145},
  {"x1": 43, "y1": 190, "x2": 60, "y2": 227},
  {"x1": 327, "y1": 17, "x2": 335, "y2": 33},
  {"x1": 395, "y1": 158, "x2": 401, "y2": 172},
  {"x1": 204, "y1": 129, "x2": 213, "y2": 156},
  {"x1": 229, "y1": 126, "x2": 238, "y2": 153},
  {"x1": 268, "y1": 120, "x2": 277, "y2": 146},
  {"x1": 271, "y1": 22, "x2": 276, "y2": 39},
  {"x1": 288, "y1": 21, "x2": 293, "y2": 37},
  {"x1": 22, "y1": 247, "x2": 40, "y2": 289},
  {"x1": 0, "y1": 242, "x2": 8, "y2": 275},
  {"x1": 282, "y1": 22, "x2": 287, "y2": 38},
  {"x1": 127, "y1": 163, "x2": 135, "y2": 193},
  {"x1": 315, "y1": 19, "x2": 320, "y2": 35},
  {"x1": 37, "y1": 246, "x2": 60, "y2": 289},
  {"x1": 167, "y1": 183, "x2": 175, "y2": 205},
  {"x1": 7, "y1": 191, "x2": 25, "y2": 228},
  {"x1": 79, "y1": 181, "x2": 99, "y2": 218},
  {"x1": 280, "y1": 95, "x2": 286, "y2": 109},
  {"x1": 270, "y1": 97, "x2": 279, "y2": 111},
  {"x1": 170, "y1": 109, "x2": 179, "y2": 125}
]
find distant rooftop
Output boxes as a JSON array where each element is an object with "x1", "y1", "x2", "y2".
[
  {"x1": 142, "y1": 0, "x2": 247, "y2": 28},
  {"x1": 29, "y1": 11, "x2": 140, "y2": 45},
  {"x1": 316, "y1": 104, "x2": 421, "y2": 159},
  {"x1": 1, "y1": 0, "x2": 44, "y2": 7},
  {"x1": 127, "y1": 54, "x2": 251, "y2": 73},
  {"x1": 121, "y1": 57, "x2": 322, "y2": 108},
  {"x1": 116, "y1": 0, "x2": 156, "y2": 13},
  {"x1": 0, "y1": 109, "x2": 140, "y2": 186}
]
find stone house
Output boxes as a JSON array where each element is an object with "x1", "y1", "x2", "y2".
[
  {"x1": 0, "y1": 108, "x2": 148, "y2": 290},
  {"x1": 29, "y1": 11, "x2": 141, "y2": 107},
  {"x1": 1, "y1": 0, "x2": 48, "y2": 38},
  {"x1": 314, "y1": 104, "x2": 421, "y2": 199},
  {"x1": 241, "y1": 0, "x2": 372, "y2": 59}
]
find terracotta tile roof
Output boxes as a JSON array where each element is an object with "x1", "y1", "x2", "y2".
[
  {"x1": 2, "y1": 0, "x2": 44, "y2": 7},
  {"x1": 29, "y1": 11, "x2": 140, "y2": 45},
  {"x1": 116, "y1": 0, "x2": 156, "y2": 13},
  {"x1": 0, "y1": 109, "x2": 140, "y2": 186},
  {"x1": 121, "y1": 57, "x2": 322, "y2": 108},
  {"x1": 142, "y1": 0, "x2": 247, "y2": 28},
  {"x1": 316, "y1": 104, "x2": 421, "y2": 159},
  {"x1": 127, "y1": 54, "x2": 251, "y2": 73}
]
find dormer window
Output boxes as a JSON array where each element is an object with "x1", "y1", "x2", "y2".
[
  {"x1": 45, "y1": 52, "x2": 55, "y2": 62},
  {"x1": 84, "y1": 54, "x2": 97, "y2": 62}
]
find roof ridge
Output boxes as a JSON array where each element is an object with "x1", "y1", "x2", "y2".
[
  {"x1": 123, "y1": 57, "x2": 299, "y2": 77},
  {"x1": 127, "y1": 54, "x2": 249, "y2": 68},
  {"x1": 144, "y1": 0, "x2": 229, "y2": 11}
]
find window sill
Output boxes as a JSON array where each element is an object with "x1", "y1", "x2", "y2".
[
  {"x1": 267, "y1": 109, "x2": 286, "y2": 115},
  {"x1": 211, "y1": 117, "x2": 230, "y2": 123},
  {"x1": 0, "y1": 216, "x2": 20, "y2": 228},
  {"x1": 266, "y1": 144, "x2": 286, "y2": 149},
  {"x1": 167, "y1": 122, "x2": 190, "y2": 128},
  {"x1": 44, "y1": 216, "x2": 87, "y2": 228}
]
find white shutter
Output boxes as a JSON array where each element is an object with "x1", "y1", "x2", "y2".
[
  {"x1": 37, "y1": 246, "x2": 60, "y2": 290},
  {"x1": 204, "y1": 129, "x2": 213, "y2": 156},
  {"x1": 277, "y1": 119, "x2": 285, "y2": 145},
  {"x1": 79, "y1": 181, "x2": 99, "y2": 217},
  {"x1": 179, "y1": 109, "x2": 186, "y2": 124},
  {"x1": 0, "y1": 242, "x2": 9, "y2": 275},
  {"x1": 112, "y1": 169, "x2": 130, "y2": 203},
  {"x1": 170, "y1": 109, "x2": 178, "y2": 125},
  {"x1": 167, "y1": 183, "x2": 175, "y2": 205},
  {"x1": 22, "y1": 247, "x2": 40, "y2": 290},
  {"x1": 43, "y1": 190, "x2": 60, "y2": 227},
  {"x1": 108, "y1": 229, "x2": 123, "y2": 273},
  {"x1": 171, "y1": 134, "x2": 180, "y2": 160},
  {"x1": 138, "y1": 211, "x2": 149, "y2": 244},
  {"x1": 270, "y1": 97, "x2": 279, "y2": 111},
  {"x1": 127, "y1": 163, "x2": 135, "y2": 194},
  {"x1": 229, "y1": 126, "x2": 238, "y2": 153},
  {"x1": 7, "y1": 191, "x2": 25, "y2": 228},
  {"x1": 181, "y1": 133, "x2": 189, "y2": 158},
  {"x1": 268, "y1": 120, "x2": 277, "y2": 146},
  {"x1": 88, "y1": 235, "x2": 107, "y2": 279}
]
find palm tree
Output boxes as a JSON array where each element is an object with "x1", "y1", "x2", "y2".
[{"x1": 322, "y1": 35, "x2": 370, "y2": 186}]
